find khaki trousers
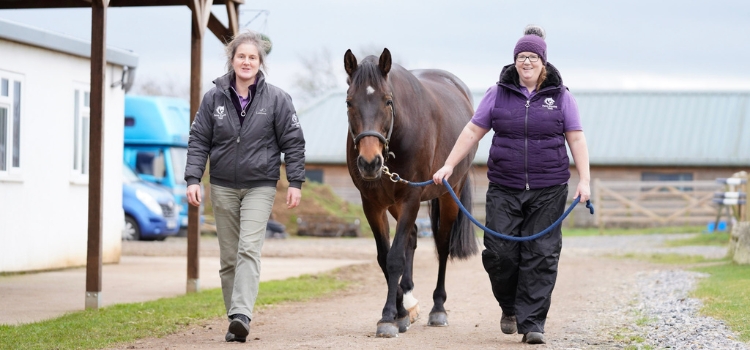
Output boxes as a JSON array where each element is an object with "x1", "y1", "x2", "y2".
[{"x1": 210, "y1": 184, "x2": 276, "y2": 319}]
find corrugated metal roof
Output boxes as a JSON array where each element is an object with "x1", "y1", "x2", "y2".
[
  {"x1": 297, "y1": 90, "x2": 750, "y2": 166},
  {"x1": 572, "y1": 91, "x2": 750, "y2": 166},
  {"x1": 0, "y1": 18, "x2": 139, "y2": 68}
]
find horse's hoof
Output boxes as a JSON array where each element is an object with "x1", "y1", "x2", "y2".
[
  {"x1": 396, "y1": 315, "x2": 411, "y2": 333},
  {"x1": 427, "y1": 311, "x2": 448, "y2": 327},
  {"x1": 376, "y1": 322, "x2": 399, "y2": 338}
]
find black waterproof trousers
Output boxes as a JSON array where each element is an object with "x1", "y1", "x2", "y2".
[{"x1": 481, "y1": 182, "x2": 568, "y2": 334}]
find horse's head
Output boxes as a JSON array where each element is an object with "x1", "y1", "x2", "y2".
[{"x1": 344, "y1": 48, "x2": 394, "y2": 181}]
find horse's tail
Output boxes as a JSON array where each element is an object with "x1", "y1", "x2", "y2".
[{"x1": 431, "y1": 177, "x2": 479, "y2": 260}]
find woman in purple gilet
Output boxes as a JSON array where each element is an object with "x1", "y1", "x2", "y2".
[{"x1": 433, "y1": 24, "x2": 591, "y2": 345}]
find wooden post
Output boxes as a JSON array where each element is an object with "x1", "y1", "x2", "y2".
[
  {"x1": 85, "y1": 0, "x2": 108, "y2": 310},
  {"x1": 594, "y1": 178, "x2": 603, "y2": 234},
  {"x1": 186, "y1": 0, "x2": 213, "y2": 293}
]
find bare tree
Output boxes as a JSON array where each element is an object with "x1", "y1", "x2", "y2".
[
  {"x1": 292, "y1": 45, "x2": 403, "y2": 109},
  {"x1": 292, "y1": 47, "x2": 341, "y2": 108}
]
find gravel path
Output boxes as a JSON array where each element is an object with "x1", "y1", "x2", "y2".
[{"x1": 115, "y1": 234, "x2": 747, "y2": 349}]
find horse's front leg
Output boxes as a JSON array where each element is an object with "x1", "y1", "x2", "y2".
[
  {"x1": 377, "y1": 197, "x2": 421, "y2": 338},
  {"x1": 389, "y1": 206, "x2": 420, "y2": 324}
]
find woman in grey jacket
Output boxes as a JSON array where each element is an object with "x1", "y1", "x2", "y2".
[{"x1": 184, "y1": 30, "x2": 306, "y2": 343}]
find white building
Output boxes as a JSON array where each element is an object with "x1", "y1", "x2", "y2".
[{"x1": 0, "y1": 18, "x2": 138, "y2": 273}]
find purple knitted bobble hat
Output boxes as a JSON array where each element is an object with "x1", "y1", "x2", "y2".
[{"x1": 513, "y1": 25, "x2": 547, "y2": 63}]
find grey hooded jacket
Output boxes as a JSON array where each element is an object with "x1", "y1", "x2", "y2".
[{"x1": 185, "y1": 71, "x2": 305, "y2": 189}]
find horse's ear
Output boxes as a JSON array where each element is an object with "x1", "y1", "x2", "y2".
[
  {"x1": 344, "y1": 49, "x2": 358, "y2": 78},
  {"x1": 379, "y1": 48, "x2": 392, "y2": 76}
]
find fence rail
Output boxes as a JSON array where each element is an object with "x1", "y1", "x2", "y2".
[{"x1": 593, "y1": 179, "x2": 722, "y2": 228}]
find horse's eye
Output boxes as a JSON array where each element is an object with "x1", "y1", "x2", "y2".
[
  {"x1": 346, "y1": 101, "x2": 352, "y2": 108},
  {"x1": 386, "y1": 100, "x2": 393, "y2": 106}
]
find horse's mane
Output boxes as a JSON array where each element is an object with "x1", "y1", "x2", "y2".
[{"x1": 350, "y1": 57, "x2": 388, "y2": 91}]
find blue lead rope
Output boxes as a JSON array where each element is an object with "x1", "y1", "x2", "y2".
[{"x1": 386, "y1": 170, "x2": 594, "y2": 242}]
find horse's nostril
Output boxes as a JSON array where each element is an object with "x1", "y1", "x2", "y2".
[{"x1": 357, "y1": 156, "x2": 382, "y2": 176}]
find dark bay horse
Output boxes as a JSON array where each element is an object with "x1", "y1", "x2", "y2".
[{"x1": 344, "y1": 48, "x2": 479, "y2": 338}]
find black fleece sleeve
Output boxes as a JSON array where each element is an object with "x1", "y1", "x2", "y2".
[{"x1": 273, "y1": 91, "x2": 306, "y2": 188}]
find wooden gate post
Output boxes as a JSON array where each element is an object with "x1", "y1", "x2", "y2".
[{"x1": 594, "y1": 178, "x2": 602, "y2": 233}]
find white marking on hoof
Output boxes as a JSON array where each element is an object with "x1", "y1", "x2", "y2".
[
  {"x1": 366, "y1": 86, "x2": 375, "y2": 94},
  {"x1": 403, "y1": 291, "x2": 418, "y2": 310}
]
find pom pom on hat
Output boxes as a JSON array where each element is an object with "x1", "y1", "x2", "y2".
[{"x1": 514, "y1": 24, "x2": 547, "y2": 64}]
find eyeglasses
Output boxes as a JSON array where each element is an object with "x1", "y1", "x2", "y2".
[{"x1": 516, "y1": 55, "x2": 540, "y2": 63}]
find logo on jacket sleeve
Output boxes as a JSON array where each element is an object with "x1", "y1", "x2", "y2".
[
  {"x1": 290, "y1": 113, "x2": 300, "y2": 128},
  {"x1": 543, "y1": 98, "x2": 558, "y2": 110},
  {"x1": 214, "y1": 106, "x2": 226, "y2": 119}
]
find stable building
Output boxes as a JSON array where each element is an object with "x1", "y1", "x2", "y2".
[{"x1": 0, "y1": 18, "x2": 138, "y2": 272}]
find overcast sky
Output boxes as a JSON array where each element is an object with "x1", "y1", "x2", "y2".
[{"x1": 2, "y1": 0, "x2": 749, "y2": 107}]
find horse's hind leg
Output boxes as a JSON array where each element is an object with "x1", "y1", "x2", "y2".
[
  {"x1": 428, "y1": 194, "x2": 460, "y2": 326},
  {"x1": 389, "y1": 205, "x2": 420, "y2": 324}
]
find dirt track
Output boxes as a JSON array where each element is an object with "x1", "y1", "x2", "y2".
[{"x1": 110, "y1": 236, "x2": 669, "y2": 349}]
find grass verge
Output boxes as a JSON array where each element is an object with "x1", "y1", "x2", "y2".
[
  {"x1": 663, "y1": 232, "x2": 730, "y2": 247},
  {"x1": 0, "y1": 273, "x2": 348, "y2": 350},
  {"x1": 562, "y1": 225, "x2": 704, "y2": 237},
  {"x1": 692, "y1": 263, "x2": 750, "y2": 342},
  {"x1": 618, "y1": 253, "x2": 727, "y2": 265}
]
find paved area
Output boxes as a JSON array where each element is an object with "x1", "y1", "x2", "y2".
[{"x1": 0, "y1": 239, "x2": 369, "y2": 325}]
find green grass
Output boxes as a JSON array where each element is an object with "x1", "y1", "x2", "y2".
[
  {"x1": 692, "y1": 263, "x2": 750, "y2": 342},
  {"x1": 663, "y1": 232, "x2": 730, "y2": 247},
  {"x1": 619, "y1": 252, "x2": 726, "y2": 265},
  {"x1": 0, "y1": 273, "x2": 348, "y2": 350},
  {"x1": 562, "y1": 225, "x2": 704, "y2": 237}
]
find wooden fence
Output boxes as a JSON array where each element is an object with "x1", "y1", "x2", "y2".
[{"x1": 593, "y1": 179, "x2": 722, "y2": 228}]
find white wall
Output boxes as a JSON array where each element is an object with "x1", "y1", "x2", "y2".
[{"x1": 0, "y1": 39, "x2": 124, "y2": 272}]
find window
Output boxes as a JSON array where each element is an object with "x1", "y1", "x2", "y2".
[
  {"x1": 72, "y1": 88, "x2": 90, "y2": 178},
  {"x1": 306, "y1": 169, "x2": 324, "y2": 183},
  {"x1": 0, "y1": 72, "x2": 23, "y2": 176},
  {"x1": 641, "y1": 172, "x2": 694, "y2": 192}
]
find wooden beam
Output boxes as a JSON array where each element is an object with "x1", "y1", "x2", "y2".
[
  {"x1": 0, "y1": 0, "x2": 241, "y2": 9},
  {"x1": 226, "y1": 0, "x2": 239, "y2": 36},
  {"x1": 208, "y1": 0, "x2": 241, "y2": 44},
  {"x1": 208, "y1": 13, "x2": 232, "y2": 44},
  {"x1": 85, "y1": 0, "x2": 107, "y2": 310},
  {"x1": 186, "y1": 0, "x2": 212, "y2": 294}
]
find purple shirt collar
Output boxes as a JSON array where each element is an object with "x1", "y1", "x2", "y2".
[{"x1": 231, "y1": 76, "x2": 258, "y2": 110}]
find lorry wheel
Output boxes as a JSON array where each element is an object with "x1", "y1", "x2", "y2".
[{"x1": 123, "y1": 216, "x2": 141, "y2": 241}]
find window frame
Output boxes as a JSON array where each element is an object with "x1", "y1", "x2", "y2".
[
  {"x1": 70, "y1": 84, "x2": 91, "y2": 184},
  {"x1": 0, "y1": 70, "x2": 24, "y2": 182}
]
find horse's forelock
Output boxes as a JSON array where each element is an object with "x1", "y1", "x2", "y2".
[{"x1": 350, "y1": 59, "x2": 387, "y2": 93}]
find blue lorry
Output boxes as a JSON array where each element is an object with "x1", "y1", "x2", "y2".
[{"x1": 123, "y1": 95, "x2": 202, "y2": 234}]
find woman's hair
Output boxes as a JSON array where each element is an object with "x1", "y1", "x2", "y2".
[
  {"x1": 224, "y1": 30, "x2": 272, "y2": 73},
  {"x1": 536, "y1": 65, "x2": 547, "y2": 91}
]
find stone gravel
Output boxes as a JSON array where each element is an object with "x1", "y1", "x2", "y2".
[
  {"x1": 565, "y1": 234, "x2": 747, "y2": 350},
  {"x1": 629, "y1": 270, "x2": 747, "y2": 350}
]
